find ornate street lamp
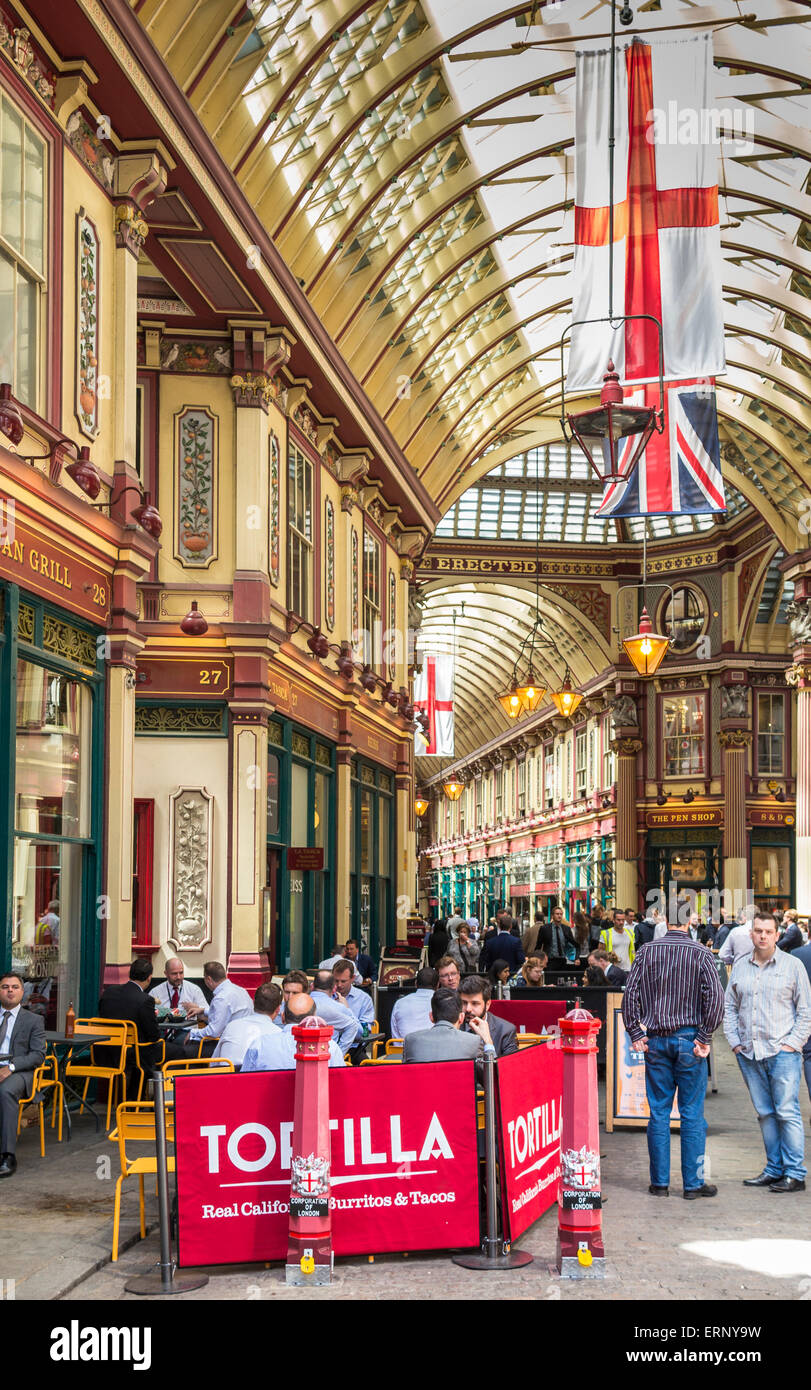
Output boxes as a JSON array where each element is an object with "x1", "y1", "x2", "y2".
[
  {"x1": 565, "y1": 360, "x2": 659, "y2": 482},
  {"x1": 549, "y1": 667, "x2": 584, "y2": 718},
  {"x1": 622, "y1": 606, "x2": 669, "y2": 677},
  {"x1": 443, "y1": 778, "x2": 464, "y2": 802},
  {"x1": 414, "y1": 795, "x2": 429, "y2": 818}
]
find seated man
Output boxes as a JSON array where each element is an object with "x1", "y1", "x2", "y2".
[
  {"x1": 213, "y1": 982, "x2": 282, "y2": 1067},
  {"x1": 319, "y1": 947, "x2": 362, "y2": 983},
  {"x1": 587, "y1": 949, "x2": 628, "y2": 988},
  {"x1": 0, "y1": 971, "x2": 47, "y2": 1179},
  {"x1": 390, "y1": 967, "x2": 438, "y2": 1039},
  {"x1": 310, "y1": 970, "x2": 361, "y2": 1054},
  {"x1": 99, "y1": 957, "x2": 186, "y2": 1080},
  {"x1": 436, "y1": 955, "x2": 462, "y2": 993},
  {"x1": 242, "y1": 992, "x2": 346, "y2": 1071},
  {"x1": 459, "y1": 974, "x2": 518, "y2": 1059},
  {"x1": 403, "y1": 988, "x2": 481, "y2": 1063},
  {"x1": 332, "y1": 959, "x2": 375, "y2": 1029},
  {"x1": 281, "y1": 971, "x2": 311, "y2": 1011},
  {"x1": 185, "y1": 961, "x2": 253, "y2": 1054},
  {"x1": 149, "y1": 957, "x2": 206, "y2": 1014},
  {"x1": 344, "y1": 939, "x2": 376, "y2": 986}
]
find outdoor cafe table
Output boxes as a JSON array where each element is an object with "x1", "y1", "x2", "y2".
[{"x1": 43, "y1": 1031, "x2": 113, "y2": 1139}]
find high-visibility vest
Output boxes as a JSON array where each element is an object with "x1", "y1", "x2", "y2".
[
  {"x1": 35, "y1": 919, "x2": 53, "y2": 945},
  {"x1": 599, "y1": 927, "x2": 635, "y2": 964}
]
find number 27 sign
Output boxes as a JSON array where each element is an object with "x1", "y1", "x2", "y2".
[{"x1": 135, "y1": 657, "x2": 233, "y2": 699}]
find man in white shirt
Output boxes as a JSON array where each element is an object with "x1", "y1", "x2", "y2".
[
  {"x1": 242, "y1": 992, "x2": 346, "y2": 1071},
  {"x1": 310, "y1": 970, "x2": 362, "y2": 1053},
  {"x1": 185, "y1": 961, "x2": 253, "y2": 1053},
  {"x1": 149, "y1": 958, "x2": 207, "y2": 1013},
  {"x1": 720, "y1": 919, "x2": 756, "y2": 966},
  {"x1": 332, "y1": 959, "x2": 375, "y2": 1028},
  {"x1": 389, "y1": 967, "x2": 438, "y2": 1039},
  {"x1": 319, "y1": 950, "x2": 362, "y2": 984},
  {"x1": 213, "y1": 982, "x2": 282, "y2": 1067}
]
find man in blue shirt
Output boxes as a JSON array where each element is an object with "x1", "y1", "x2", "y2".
[
  {"x1": 310, "y1": 969, "x2": 362, "y2": 1053},
  {"x1": 242, "y1": 992, "x2": 346, "y2": 1071},
  {"x1": 332, "y1": 959, "x2": 375, "y2": 1028},
  {"x1": 390, "y1": 967, "x2": 438, "y2": 1039}
]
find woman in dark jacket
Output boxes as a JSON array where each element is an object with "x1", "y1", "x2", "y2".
[{"x1": 427, "y1": 920, "x2": 449, "y2": 967}]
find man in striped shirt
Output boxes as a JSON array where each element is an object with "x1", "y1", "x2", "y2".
[
  {"x1": 622, "y1": 920, "x2": 725, "y2": 1199},
  {"x1": 724, "y1": 912, "x2": 811, "y2": 1193}
]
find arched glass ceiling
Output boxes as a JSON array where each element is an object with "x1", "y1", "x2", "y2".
[
  {"x1": 436, "y1": 444, "x2": 751, "y2": 544},
  {"x1": 137, "y1": 0, "x2": 811, "y2": 544}
]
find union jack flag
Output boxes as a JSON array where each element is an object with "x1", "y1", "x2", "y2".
[{"x1": 596, "y1": 379, "x2": 726, "y2": 518}]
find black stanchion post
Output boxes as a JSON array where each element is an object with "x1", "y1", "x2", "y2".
[
  {"x1": 125, "y1": 1071, "x2": 209, "y2": 1295},
  {"x1": 453, "y1": 1050, "x2": 533, "y2": 1271}
]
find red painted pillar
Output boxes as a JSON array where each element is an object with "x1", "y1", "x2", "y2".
[
  {"x1": 286, "y1": 1021, "x2": 334, "y2": 1286},
  {"x1": 556, "y1": 1003, "x2": 606, "y2": 1279}
]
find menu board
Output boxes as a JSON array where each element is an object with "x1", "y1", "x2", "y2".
[{"x1": 605, "y1": 994, "x2": 680, "y2": 1132}]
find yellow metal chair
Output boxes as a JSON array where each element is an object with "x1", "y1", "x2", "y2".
[
  {"x1": 161, "y1": 1057, "x2": 234, "y2": 1097},
  {"x1": 110, "y1": 1101, "x2": 176, "y2": 1262},
  {"x1": 516, "y1": 1033, "x2": 545, "y2": 1049},
  {"x1": 384, "y1": 1038, "x2": 404, "y2": 1057},
  {"x1": 360, "y1": 1055, "x2": 402, "y2": 1065},
  {"x1": 65, "y1": 1020, "x2": 129, "y2": 1130},
  {"x1": 16, "y1": 1055, "x2": 63, "y2": 1156},
  {"x1": 190, "y1": 1036, "x2": 221, "y2": 1059},
  {"x1": 120, "y1": 1020, "x2": 160, "y2": 1103}
]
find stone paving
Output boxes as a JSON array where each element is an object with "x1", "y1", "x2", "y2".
[{"x1": 5, "y1": 1045, "x2": 811, "y2": 1301}]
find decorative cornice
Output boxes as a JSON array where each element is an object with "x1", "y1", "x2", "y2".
[
  {"x1": 718, "y1": 730, "x2": 752, "y2": 749},
  {"x1": 785, "y1": 663, "x2": 811, "y2": 689},
  {"x1": 611, "y1": 737, "x2": 643, "y2": 756}
]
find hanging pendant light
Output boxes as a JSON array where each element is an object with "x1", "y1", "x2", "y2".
[
  {"x1": 414, "y1": 795, "x2": 429, "y2": 817},
  {"x1": 549, "y1": 667, "x2": 583, "y2": 718},
  {"x1": 622, "y1": 606, "x2": 669, "y2": 676},
  {"x1": 566, "y1": 361, "x2": 657, "y2": 482},
  {"x1": 514, "y1": 670, "x2": 546, "y2": 714},
  {"x1": 498, "y1": 683, "x2": 525, "y2": 719},
  {"x1": 443, "y1": 778, "x2": 464, "y2": 802}
]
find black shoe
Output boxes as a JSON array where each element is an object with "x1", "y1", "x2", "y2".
[
  {"x1": 684, "y1": 1183, "x2": 717, "y2": 1200},
  {"x1": 648, "y1": 1185, "x2": 669, "y2": 1196},
  {"x1": 743, "y1": 1172, "x2": 783, "y2": 1187},
  {"x1": 769, "y1": 1177, "x2": 806, "y2": 1193},
  {"x1": 0, "y1": 1153, "x2": 17, "y2": 1178}
]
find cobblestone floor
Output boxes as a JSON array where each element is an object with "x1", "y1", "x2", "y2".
[{"x1": 5, "y1": 1045, "x2": 811, "y2": 1301}]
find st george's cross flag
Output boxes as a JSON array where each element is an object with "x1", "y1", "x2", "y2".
[
  {"x1": 413, "y1": 653, "x2": 454, "y2": 756},
  {"x1": 568, "y1": 33, "x2": 725, "y2": 390},
  {"x1": 596, "y1": 378, "x2": 724, "y2": 517}
]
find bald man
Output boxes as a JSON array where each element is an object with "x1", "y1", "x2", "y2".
[
  {"x1": 241, "y1": 991, "x2": 347, "y2": 1071},
  {"x1": 149, "y1": 958, "x2": 207, "y2": 1013}
]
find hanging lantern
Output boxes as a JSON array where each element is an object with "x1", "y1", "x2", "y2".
[
  {"x1": 549, "y1": 671, "x2": 583, "y2": 719},
  {"x1": 566, "y1": 361, "x2": 658, "y2": 482},
  {"x1": 179, "y1": 601, "x2": 208, "y2": 636},
  {"x1": 622, "y1": 606, "x2": 669, "y2": 676},
  {"x1": 414, "y1": 796, "x2": 429, "y2": 817},
  {"x1": 65, "y1": 446, "x2": 102, "y2": 500},
  {"x1": 514, "y1": 671, "x2": 546, "y2": 714},
  {"x1": 498, "y1": 683, "x2": 524, "y2": 719},
  {"x1": 0, "y1": 383, "x2": 23, "y2": 446},
  {"x1": 306, "y1": 627, "x2": 329, "y2": 659},
  {"x1": 443, "y1": 779, "x2": 464, "y2": 801}
]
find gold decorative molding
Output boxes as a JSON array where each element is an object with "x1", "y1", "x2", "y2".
[
  {"x1": 785, "y1": 663, "x2": 811, "y2": 689},
  {"x1": 717, "y1": 730, "x2": 752, "y2": 749},
  {"x1": 611, "y1": 738, "x2": 643, "y2": 756}
]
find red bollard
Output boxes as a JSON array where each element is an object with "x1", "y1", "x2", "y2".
[
  {"x1": 555, "y1": 1002, "x2": 606, "y2": 1279},
  {"x1": 285, "y1": 1020, "x2": 334, "y2": 1286}
]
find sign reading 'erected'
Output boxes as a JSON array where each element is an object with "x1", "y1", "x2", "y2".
[{"x1": 174, "y1": 1063, "x2": 480, "y2": 1265}]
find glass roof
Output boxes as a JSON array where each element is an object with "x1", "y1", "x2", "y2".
[{"x1": 436, "y1": 444, "x2": 750, "y2": 545}]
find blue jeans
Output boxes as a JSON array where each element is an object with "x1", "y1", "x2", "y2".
[
  {"x1": 645, "y1": 1027, "x2": 708, "y2": 1190},
  {"x1": 736, "y1": 1050, "x2": 806, "y2": 1181}
]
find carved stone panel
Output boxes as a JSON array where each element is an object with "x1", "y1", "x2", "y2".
[{"x1": 168, "y1": 787, "x2": 213, "y2": 952}]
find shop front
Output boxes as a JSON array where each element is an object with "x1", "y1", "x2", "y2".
[
  {"x1": 645, "y1": 812, "x2": 722, "y2": 916},
  {"x1": 349, "y1": 756, "x2": 395, "y2": 960},
  {"x1": 266, "y1": 716, "x2": 335, "y2": 972},
  {"x1": 749, "y1": 812, "x2": 796, "y2": 913},
  {"x1": 2, "y1": 585, "x2": 105, "y2": 1024}
]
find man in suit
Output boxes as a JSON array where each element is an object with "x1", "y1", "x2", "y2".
[
  {"x1": 0, "y1": 971, "x2": 48, "y2": 1178},
  {"x1": 459, "y1": 975, "x2": 518, "y2": 1059},
  {"x1": 541, "y1": 905, "x2": 577, "y2": 967},
  {"x1": 480, "y1": 914, "x2": 525, "y2": 976},
  {"x1": 344, "y1": 939, "x2": 377, "y2": 986},
  {"x1": 99, "y1": 957, "x2": 185, "y2": 1086},
  {"x1": 791, "y1": 941, "x2": 811, "y2": 1104},
  {"x1": 587, "y1": 949, "x2": 628, "y2": 988},
  {"x1": 403, "y1": 988, "x2": 480, "y2": 1064}
]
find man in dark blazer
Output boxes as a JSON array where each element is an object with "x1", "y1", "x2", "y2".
[
  {"x1": 480, "y1": 914, "x2": 525, "y2": 976},
  {"x1": 459, "y1": 975, "x2": 519, "y2": 1060},
  {"x1": 0, "y1": 971, "x2": 47, "y2": 1178},
  {"x1": 539, "y1": 906, "x2": 577, "y2": 967},
  {"x1": 403, "y1": 988, "x2": 481, "y2": 1064},
  {"x1": 99, "y1": 957, "x2": 185, "y2": 1086}
]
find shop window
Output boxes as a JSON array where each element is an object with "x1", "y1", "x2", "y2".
[
  {"x1": 267, "y1": 752, "x2": 280, "y2": 836},
  {"x1": 544, "y1": 745, "x2": 554, "y2": 808},
  {"x1": 751, "y1": 845, "x2": 791, "y2": 902},
  {"x1": 15, "y1": 661, "x2": 91, "y2": 837},
  {"x1": 475, "y1": 779, "x2": 482, "y2": 825},
  {"x1": 517, "y1": 759, "x2": 526, "y2": 815},
  {"x1": 494, "y1": 766, "x2": 503, "y2": 820},
  {"x1": 362, "y1": 527, "x2": 381, "y2": 664},
  {"x1": 662, "y1": 694, "x2": 705, "y2": 777},
  {"x1": 132, "y1": 800, "x2": 154, "y2": 948},
  {"x1": 757, "y1": 693, "x2": 784, "y2": 775},
  {"x1": 287, "y1": 441, "x2": 313, "y2": 621},
  {"x1": 0, "y1": 94, "x2": 46, "y2": 407},
  {"x1": 588, "y1": 728, "x2": 596, "y2": 791},
  {"x1": 602, "y1": 720, "x2": 615, "y2": 789}
]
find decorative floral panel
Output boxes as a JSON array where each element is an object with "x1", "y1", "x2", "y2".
[
  {"x1": 388, "y1": 568, "x2": 396, "y2": 678},
  {"x1": 175, "y1": 407, "x2": 218, "y2": 568},
  {"x1": 168, "y1": 787, "x2": 213, "y2": 952},
  {"x1": 325, "y1": 497, "x2": 335, "y2": 630},
  {"x1": 269, "y1": 432, "x2": 280, "y2": 587},
  {"x1": 76, "y1": 212, "x2": 100, "y2": 438},
  {"x1": 351, "y1": 526, "x2": 360, "y2": 650},
  {"x1": 134, "y1": 706, "x2": 226, "y2": 735}
]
